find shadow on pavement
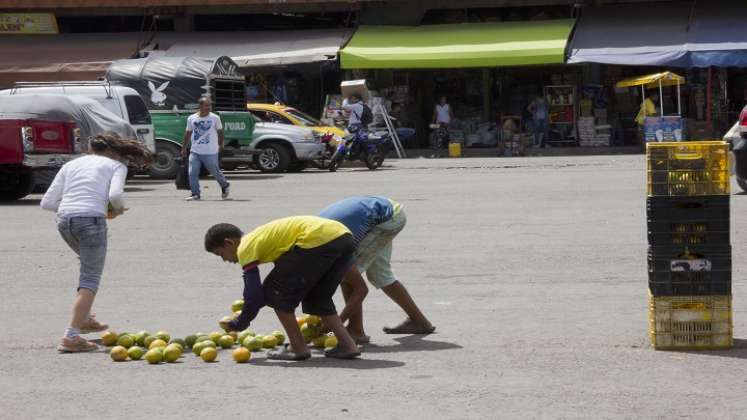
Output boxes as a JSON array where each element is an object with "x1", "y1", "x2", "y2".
[
  {"x1": 671, "y1": 338, "x2": 747, "y2": 359},
  {"x1": 0, "y1": 198, "x2": 41, "y2": 206},
  {"x1": 126, "y1": 179, "x2": 172, "y2": 185},
  {"x1": 362, "y1": 335, "x2": 462, "y2": 354},
  {"x1": 188, "y1": 198, "x2": 252, "y2": 202},
  {"x1": 224, "y1": 175, "x2": 283, "y2": 181},
  {"x1": 124, "y1": 187, "x2": 155, "y2": 193},
  {"x1": 251, "y1": 356, "x2": 405, "y2": 370}
]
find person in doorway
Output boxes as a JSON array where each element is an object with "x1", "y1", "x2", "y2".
[
  {"x1": 319, "y1": 196, "x2": 435, "y2": 344},
  {"x1": 384, "y1": 92, "x2": 395, "y2": 114},
  {"x1": 527, "y1": 95, "x2": 550, "y2": 148},
  {"x1": 41, "y1": 134, "x2": 152, "y2": 352},
  {"x1": 635, "y1": 92, "x2": 659, "y2": 143},
  {"x1": 182, "y1": 97, "x2": 230, "y2": 201},
  {"x1": 432, "y1": 95, "x2": 454, "y2": 127},
  {"x1": 636, "y1": 92, "x2": 659, "y2": 125},
  {"x1": 207, "y1": 217, "x2": 361, "y2": 360},
  {"x1": 342, "y1": 93, "x2": 366, "y2": 133},
  {"x1": 431, "y1": 96, "x2": 453, "y2": 152},
  {"x1": 391, "y1": 102, "x2": 416, "y2": 147}
]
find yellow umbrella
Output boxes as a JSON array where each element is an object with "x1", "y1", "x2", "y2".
[
  {"x1": 615, "y1": 71, "x2": 686, "y2": 89},
  {"x1": 617, "y1": 71, "x2": 686, "y2": 117}
]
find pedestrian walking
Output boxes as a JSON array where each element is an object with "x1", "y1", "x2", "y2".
[
  {"x1": 41, "y1": 133, "x2": 151, "y2": 352},
  {"x1": 182, "y1": 97, "x2": 230, "y2": 201}
]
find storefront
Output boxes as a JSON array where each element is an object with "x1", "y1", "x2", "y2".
[
  {"x1": 338, "y1": 20, "x2": 575, "y2": 151},
  {"x1": 568, "y1": 0, "x2": 747, "y2": 143}
]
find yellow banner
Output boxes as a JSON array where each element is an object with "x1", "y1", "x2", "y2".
[{"x1": 0, "y1": 13, "x2": 58, "y2": 35}]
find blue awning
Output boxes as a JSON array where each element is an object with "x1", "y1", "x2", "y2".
[
  {"x1": 568, "y1": 1, "x2": 747, "y2": 68},
  {"x1": 567, "y1": 4, "x2": 690, "y2": 67},
  {"x1": 687, "y1": 1, "x2": 747, "y2": 67}
]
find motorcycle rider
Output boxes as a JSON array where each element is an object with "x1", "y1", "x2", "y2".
[{"x1": 342, "y1": 93, "x2": 366, "y2": 134}]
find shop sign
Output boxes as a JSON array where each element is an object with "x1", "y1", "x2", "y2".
[
  {"x1": 644, "y1": 116, "x2": 683, "y2": 142},
  {"x1": 0, "y1": 13, "x2": 58, "y2": 35}
]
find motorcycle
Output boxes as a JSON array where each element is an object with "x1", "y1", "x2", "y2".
[{"x1": 328, "y1": 129, "x2": 390, "y2": 172}]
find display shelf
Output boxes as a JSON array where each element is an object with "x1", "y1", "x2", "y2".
[{"x1": 544, "y1": 85, "x2": 577, "y2": 144}]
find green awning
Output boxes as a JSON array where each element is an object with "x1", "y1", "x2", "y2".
[{"x1": 340, "y1": 20, "x2": 574, "y2": 69}]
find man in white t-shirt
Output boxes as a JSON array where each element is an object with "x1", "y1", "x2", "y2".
[
  {"x1": 182, "y1": 97, "x2": 230, "y2": 201},
  {"x1": 432, "y1": 95, "x2": 454, "y2": 127}
]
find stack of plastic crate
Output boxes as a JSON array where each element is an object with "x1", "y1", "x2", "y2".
[{"x1": 646, "y1": 141, "x2": 732, "y2": 350}]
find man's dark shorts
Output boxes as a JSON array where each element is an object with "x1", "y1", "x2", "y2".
[{"x1": 263, "y1": 234, "x2": 354, "y2": 316}]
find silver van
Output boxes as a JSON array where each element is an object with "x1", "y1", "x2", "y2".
[{"x1": 0, "y1": 81, "x2": 155, "y2": 152}]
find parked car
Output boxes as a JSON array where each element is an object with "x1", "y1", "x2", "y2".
[
  {"x1": 248, "y1": 103, "x2": 346, "y2": 138},
  {"x1": 723, "y1": 105, "x2": 747, "y2": 192},
  {"x1": 249, "y1": 115, "x2": 324, "y2": 173},
  {"x1": 0, "y1": 94, "x2": 137, "y2": 200},
  {"x1": 0, "y1": 82, "x2": 155, "y2": 154}
]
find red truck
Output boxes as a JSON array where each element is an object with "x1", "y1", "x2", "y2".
[
  {"x1": 0, "y1": 117, "x2": 81, "y2": 200},
  {"x1": 1, "y1": 94, "x2": 140, "y2": 200}
]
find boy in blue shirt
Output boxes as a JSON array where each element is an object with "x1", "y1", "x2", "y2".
[{"x1": 319, "y1": 196, "x2": 435, "y2": 343}]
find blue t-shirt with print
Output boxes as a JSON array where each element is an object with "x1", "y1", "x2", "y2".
[{"x1": 319, "y1": 196, "x2": 393, "y2": 245}]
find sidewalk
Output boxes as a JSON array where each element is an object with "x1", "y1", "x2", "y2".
[{"x1": 398, "y1": 145, "x2": 643, "y2": 158}]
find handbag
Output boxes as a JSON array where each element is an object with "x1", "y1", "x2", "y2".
[{"x1": 174, "y1": 157, "x2": 190, "y2": 190}]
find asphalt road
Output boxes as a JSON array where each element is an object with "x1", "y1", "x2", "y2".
[{"x1": 1, "y1": 155, "x2": 746, "y2": 420}]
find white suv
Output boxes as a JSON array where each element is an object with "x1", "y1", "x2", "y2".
[{"x1": 1, "y1": 82, "x2": 155, "y2": 153}]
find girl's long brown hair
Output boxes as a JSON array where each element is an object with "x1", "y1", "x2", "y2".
[{"x1": 89, "y1": 133, "x2": 152, "y2": 168}]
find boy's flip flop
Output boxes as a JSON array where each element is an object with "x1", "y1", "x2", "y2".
[
  {"x1": 383, "y1": 318, "x2": 436, "y2": 335},
  {"x1": 267, "y1": 345, "x2": 311, "y2": 361},
  {"x1": 324, "y1": 347, "x2": 361, "y2": 360}
]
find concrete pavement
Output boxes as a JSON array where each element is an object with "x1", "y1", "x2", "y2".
[{"x1": 1, "y1": 155, "x2": 745, "y2": 420}]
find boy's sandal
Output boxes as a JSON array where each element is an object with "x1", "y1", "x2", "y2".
[
  {"x1": 382, "y1": 318, "x2": 436, "y2": 335},
  {"x1": 267, "y1": 345, "x2": 311, "y2": 361},
  {"x1": 324, "y1": 347, "x2": 361, "y2": 360}
]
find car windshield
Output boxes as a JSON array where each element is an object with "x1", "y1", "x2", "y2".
[{"x1": 285, "y1": 108, "x2": 322, "y2": 126}]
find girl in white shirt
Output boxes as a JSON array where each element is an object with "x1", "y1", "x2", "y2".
[{"x1": 41, "y1": 133, "x2": 151, "y2": 353}]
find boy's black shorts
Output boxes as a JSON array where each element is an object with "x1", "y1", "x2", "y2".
[{"x1": 263, "y1": 234, "x2": 354, "y2": 316}]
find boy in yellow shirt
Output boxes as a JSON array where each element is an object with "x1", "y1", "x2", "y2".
[{"x1": 205, "y1": 216, "x2": 360, "y2": 360}]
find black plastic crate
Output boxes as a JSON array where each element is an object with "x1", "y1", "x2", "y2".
[
  {"x1": 648, "y1": 245, "x2": 731, "y2": 296},
  {"x1": 648, "y1": 220, "x2": 730, "y2": 247},
  {"x1": 647, "y1": 195, "x2": 730, "y2": 222}
]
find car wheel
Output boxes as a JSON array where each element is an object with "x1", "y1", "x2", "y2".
[
  {"x1": 256, "y1": 143, "x2": 290, "y2": 173},
  {"x1": 149, "y1": 141, "x2": 180, "y2": 179},
  {"x1": 738, "y1": 177, "x2": 747, "y2": 193}
]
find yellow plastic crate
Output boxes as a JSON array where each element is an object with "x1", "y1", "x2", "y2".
[
  {"x1": 647, "y1": 141, "x2": 730, "y2": 196},
  {"x1": 648, "y1": 294, "x2": 732, "y2": 350}
]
